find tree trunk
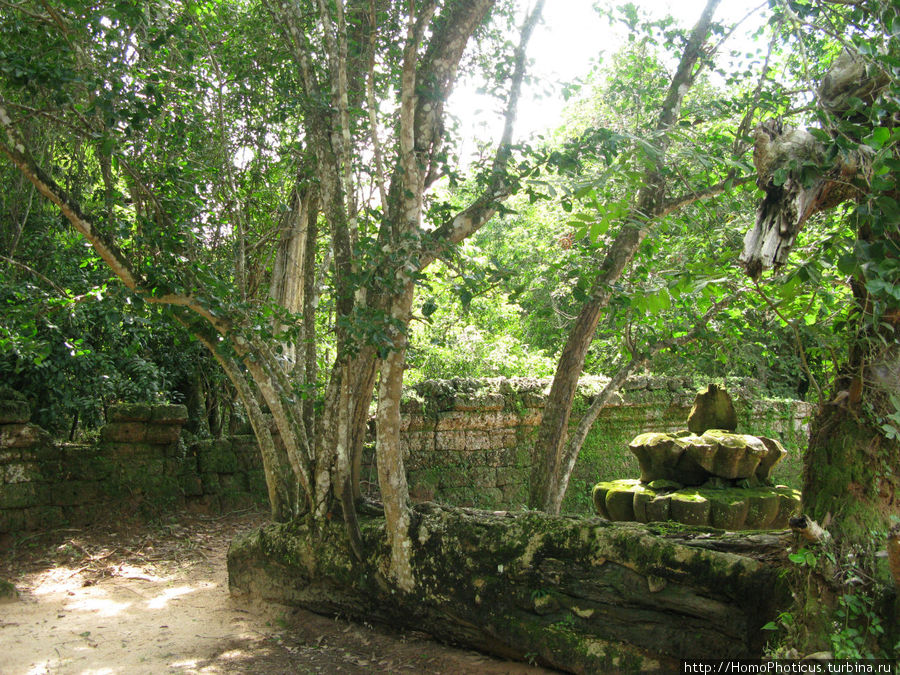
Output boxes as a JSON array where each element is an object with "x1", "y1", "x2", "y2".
[
  {"x1": 374, "y1": 283, "x2": 416, "y2": 590},
  {"x1": 805, "y1": 407, "x2": 899, "y2": 540},
  {"x1": 544, "y1": 302, "x2": 726, "y2": 514},
  {"x1": 316, "y1": 348, "x2": 379, "y2": 556},
  {"x1": 228, "y1": 505, "x2": 791, "y2": 673},
  {"x1": 802, "y1": 310, "x2": 900, "y2": 542},
  {"x1": 0, "y1": 0, "x2": 539, "y2": 598},
  {"x1": 268, "y1": 179, "x2": 317, "y2": 376}
]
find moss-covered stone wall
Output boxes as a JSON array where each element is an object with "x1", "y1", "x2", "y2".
[
  {"x1": 2, "y1": 376, "x2": 813, "y2": 533},
  {"x1": 0, "y1": 396, "x2": 266, "y2": 535},
  {"x1": 360, "y1": 376, "x2": 814, "y2": 513},
  {"x1": 228, "y1": 505, "x2": 794, "y2": 670}
]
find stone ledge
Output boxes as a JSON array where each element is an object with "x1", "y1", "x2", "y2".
[
  {"x1": 0, "y1": 399, "x2": 30, "y2": 424},
  {"x1": 592, "y1": 479, "x2": 800, "y2": 530},
  {"x1": 227, "y1": 506, "x2": 791, "y2": 671},
  {"x1": 0, "y1": 424, "x2": 52, "y2": 449}
]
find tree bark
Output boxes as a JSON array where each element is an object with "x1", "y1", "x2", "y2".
[
  {"x1": 268, "y1": 178, "x2": 317, "y2": 374},
  {"x1": 545, "y1": 301, "x2": 727, "y2": 513},
  {"x1": 374, "y1": 283, "x2": 416, "y2": 590},
  {"x1": 802, "y1": 294, "x2": 900, "y2": 541},
  {"x1": 0, "y1": 0, "x2": 541, "y2": 597}
]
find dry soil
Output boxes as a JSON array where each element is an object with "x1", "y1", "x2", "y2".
[{"x1": 0, "y1": 508, "x2": 555, "y2": 674}]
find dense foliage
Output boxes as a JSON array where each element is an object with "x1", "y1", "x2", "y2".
[
  {"x1": 1, "y1": 0, "x2": 897, "y2": 658},
  {"x1": 3, "y1": 1, "x2": 891, "y2": 423}
]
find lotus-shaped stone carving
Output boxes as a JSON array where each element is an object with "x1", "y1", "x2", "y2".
[{"x1": 628, "y1": 430, "x2": 787, "y2": 485}]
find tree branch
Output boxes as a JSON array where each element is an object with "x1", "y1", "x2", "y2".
[
  {"x1": 421, "y1": 0, "x2": 545, "y2": 265},
  {"x1": 412, "y1": 0, "x2": 494, "y2": 176},
  {"x1": 0, "y1": 255, "x2": 68, "y2": 295},
  {"x1": 365, "y1": 0, "x2": 389, "y2": 213},
  {"x1": 658, "y1": 173, "x2": 755, "y2": 217},
  {"x1": 0, "y1": 103, "x2": 231, "y2": 335},
  {"x1": 752, "y1": 278, "x2": 823, "y2": 402}
]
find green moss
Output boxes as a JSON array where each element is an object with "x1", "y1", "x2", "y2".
[
  {"x1": 591, "y1": 479, "x2": 800, "y2": 530},
  {"x1": 508, "y1": 611, "x2": 662, "y2": 672},
  {"x1": 0, "y1": 482, "x2": 44, "y2": 509}
]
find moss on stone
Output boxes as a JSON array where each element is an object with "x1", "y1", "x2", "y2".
[
  {"x1": 591, "y1": 479, "x2": 800, "y2": 530},
  {"x1": 107, "y1": 403, "x2": 154, "y2": 422},
  {"x1": 0, "y1": 399, "x2": 30, "y2": 424}
]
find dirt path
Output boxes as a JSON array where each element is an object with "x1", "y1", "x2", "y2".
[{"x1": 0, "y1": 510, "x2": 555, "y2": 674}]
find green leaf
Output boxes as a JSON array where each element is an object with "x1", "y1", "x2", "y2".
[
  {"x1": 836, "y1": 254, "x2": 857, "y2": 276},
  {"x1": 589, "y1": 219, "x2": 609, "y2": 242},
  {"x1": 863, "y1": 127, "x2": 890, "y2": 150}
]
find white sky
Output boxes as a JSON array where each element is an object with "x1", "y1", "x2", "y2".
[{"x1": 449, "y1": 0, "x2": 766, "y2": 147}]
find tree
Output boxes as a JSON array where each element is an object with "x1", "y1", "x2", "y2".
[
  {"x1": 732, "y1": 2, "x2": 899, "y2": 657},
  {"x1": 0, "y1": 0, "x2": 545, "y2": 590},
  {"x1": 526, "y1": 0, "x2": 760, "y2": 512},
  {"x1": 739, "y1": 2, "x2": 899, "y2": 544}
]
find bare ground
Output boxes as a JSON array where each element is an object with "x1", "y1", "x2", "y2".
[{"x1": 0, "y1": 508, "x2": 556, "y2": 675}]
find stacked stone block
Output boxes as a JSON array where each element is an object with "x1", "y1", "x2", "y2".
[
  {"x1": 0, "y1": 394, "x2": 63, "y2": 532},
  {"x1": 1, "y1": 377, "x2": 814, "y2": 533},
  {"x1": 191, "y1": 434, "x2": 266, "y2": 505},
  {"x1": 99, "y1": 403, "x2": 189, "y2": 506},
  {"x1": 361, "y1": 376, "x2": 814, "y2": 512},
  {"x1": 0, "y1": 398, "x2": 267, "y2": 535},
  {"x1": 361, "y1": 378, "x2": 545, "y2": 509}
]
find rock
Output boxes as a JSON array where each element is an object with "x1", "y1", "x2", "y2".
[
  {"x1": 228, "y1": 505, "x2": 792, "y2": 668},
  {"x1": 645, "y1": 494, "x2": 672, "y2": 522},
  {"x1": 755, "y1": 437, "x2": 787, "y2": 482},
  {"x1": 0, "y1": 423, "x2": 52, "y2": 449},
  {"x1": 150, "y1": 404, "x2": 189, "y2": 424},
  {"x1": 669, "y1": 491, "x2": 711, "y2": 526},
  {"x1": 690, "y1": 430, "x2": 768, "y2": 480},
  {"x1": 687, "y1": 384, "x2": 738, "y2": 434},
  {"x1": 710, "y1": 494, "x2": 751, "y2": 530},
  {"x1": 628, "y1": 432, "x2": 710, "y2": 485},
  {"x1": 107, "y1": 403, "x2": 153, "y2": 422},
  {"x1": 592, "y1": 478, "x2": 642, "y2": 521},
  {"x1": 591, "y1": 478, "x2": 800, "y2": 530},
  {"x1": 0, "y1": 399, "x2": 30, "y2": 424},
  {"x1": 629, "y1": 430, "x2": 780, "y2": 485},
  {"x1": 647, "y1": 479, "x2": 682, "y2": 491}
]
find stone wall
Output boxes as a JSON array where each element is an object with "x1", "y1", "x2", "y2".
[
  {"x1": 1, "y1": 376, "x2": 814, "y2": 534},
  {"x1": 359, "y1": 376, "x2": 814, "y2": 513},
  {"x1": 0, "y1": 395, "x2": 266, "y2": 535}
]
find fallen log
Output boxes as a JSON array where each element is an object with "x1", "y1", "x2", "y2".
[{"x1": 227, "y1": 503, "x2": 791, "y2": 673}]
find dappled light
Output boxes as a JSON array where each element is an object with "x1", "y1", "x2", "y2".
[
  {"x1": 146, "y1": 584, "x2": 203, "y2": 610},
  {"x1": 0, "y1": 514, "x2": 270, "y2": 675},
  {"x1": 31, "y1": 566, "x2": 93, "y2": 596},
  {"x1": 64, "y1": 593, "x2": 133, "y2": 618},
  {"x1": 1, "y1": 511, "x2": 557, "y2": 674}
]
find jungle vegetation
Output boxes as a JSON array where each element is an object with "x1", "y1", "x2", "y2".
[{"x1": 1, "y1": 0, "x2": 897, "y2": 657}]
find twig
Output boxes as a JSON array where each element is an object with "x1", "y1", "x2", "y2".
[{"x1": 0, "y1": 255, "x2": 67, "y2": 294}]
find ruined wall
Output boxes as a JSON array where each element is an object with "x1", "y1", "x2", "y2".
[
  {"x1": 1, "y1": 377, "x2": 813, "y2": 533},
  {"x1": 0, "y1": 395, "x2": 265, "y2": 535},
  {"x1": 360, "y1": 376, "x2": 814, "y2": 513}
]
